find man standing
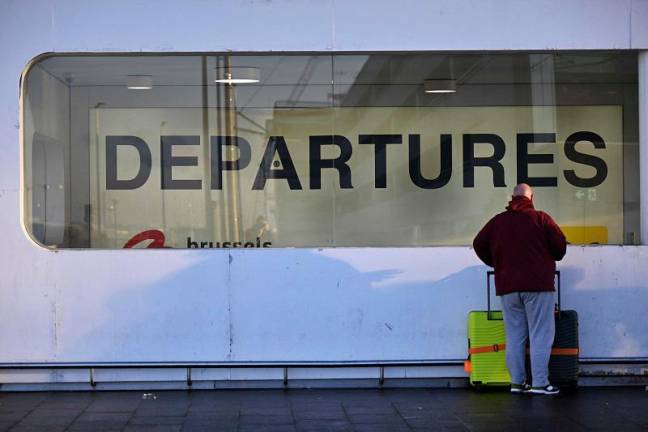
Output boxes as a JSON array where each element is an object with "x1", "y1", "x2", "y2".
[{"x1": 473, "y1": 183, "x2": 567, "y2": 395}]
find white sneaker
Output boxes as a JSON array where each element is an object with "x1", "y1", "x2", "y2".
[
  {"x1": 510, "y1": 383, "x2": 531, "y2": 394},
  {"x1": 529, "y1": 384, "x2": 560, "y2": 395}
]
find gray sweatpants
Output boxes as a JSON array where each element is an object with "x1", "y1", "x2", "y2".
[{"x1": 501, "y1": 291, "x2": 555, "y2": 387}]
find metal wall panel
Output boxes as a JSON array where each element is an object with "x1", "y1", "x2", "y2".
[{"x1": 1, "y1": 0, "x2": 647, "y2": 384}]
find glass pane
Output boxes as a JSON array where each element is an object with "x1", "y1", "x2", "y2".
[
  {"x1": 331, "y1": 52, "x2": 637, "y2": 246},
  {"x1": 22, "y1": 52, "x2": 639, "y2": 248}
]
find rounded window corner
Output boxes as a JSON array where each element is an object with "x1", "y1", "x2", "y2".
[
  {"x1": 19, "y1": 216, "x2": 57, "y2": 252},
  {"x1": 20, "y1": 52, "x2": 58, "y2": 86}
]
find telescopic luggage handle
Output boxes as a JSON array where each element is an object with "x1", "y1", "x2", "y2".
[
  {"x1": 555, "y1": 270, "x2": 562, "y2": 312},
  {"x1": 486, "y1": 271, "x2": 499, "y2": 320},
  {"x1": 486, "y1": 270, "x2": 561, "y2": 320}
]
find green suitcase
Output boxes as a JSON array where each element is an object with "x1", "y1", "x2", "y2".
[{"x1": 466, "y1": 272, "x2": 510, "y2": 388}]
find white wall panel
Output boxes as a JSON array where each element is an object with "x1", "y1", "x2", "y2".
[
  {"x1": 1, "y1": 0, "x2": 648, "y2": 385},
  {"x1": 332, "y1": 0, "x2": 635, "y2": 51},
  {"x1": 632, "y1": 0, "x2": 648, "y2": 49},
  {"x1": 0, "y1": 191, "x2": 233, "y2": 363}
]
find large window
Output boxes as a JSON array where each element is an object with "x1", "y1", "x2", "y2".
[{"x1": 22, "y1": 52, "x2": 639, "y2": 248}]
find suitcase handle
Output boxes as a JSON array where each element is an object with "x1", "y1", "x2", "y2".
[
  {"x1": 556, "y1": 270, "x2": 562, "y2": 312},
  {"x1": 486, "y1": 271, "x2": 500, "y2": 321},
  {"x1": 487, "y1": 270, "x2": 561, "y2": 319}
]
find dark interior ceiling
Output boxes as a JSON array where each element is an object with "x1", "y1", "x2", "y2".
[{"x1": 38, "y1": 52, "x2": 638, "y2": 88}]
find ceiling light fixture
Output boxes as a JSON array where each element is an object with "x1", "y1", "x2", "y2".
[
  {"x1": 214, "y1": 67, "x2": 260, "y2": 84},
  {"x1": 424, "y1": 79, "x2": 457, "y2": 94},
  {"x1": 127, "y1": 75, "x2": 153, "y2": 90}
]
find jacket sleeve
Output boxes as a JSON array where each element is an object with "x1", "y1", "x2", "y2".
[
  {"x1": 473, "y1": 221, "x2": 494, "y2": 267},
  {"x1": 542, "y1": 213, "x2": 567, "y2": 261}
]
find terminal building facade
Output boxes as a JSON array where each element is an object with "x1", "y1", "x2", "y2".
[{"x1": 1, "y1": 0, "x2": 648, "y2": 389}]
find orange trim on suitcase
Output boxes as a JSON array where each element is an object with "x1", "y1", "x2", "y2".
[{"x1": 468, "y1": 343, "x2": 506, "y2": 354}]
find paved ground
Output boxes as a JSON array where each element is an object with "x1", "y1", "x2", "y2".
[{"x1": 0, "y1": 387, "x2": 646, "y2": 431}]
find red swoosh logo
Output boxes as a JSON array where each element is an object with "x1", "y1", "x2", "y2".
[{"x1": 123, "y1": 230, "x2": 169, "y2": 248}]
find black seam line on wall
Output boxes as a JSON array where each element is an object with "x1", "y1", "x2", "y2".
[
  {"x1": 62, "y1": 82, "x2": 638, "y2": 88},
  {"x1": 25, "y1": 51, "x2": 640, "y2": 63},
  {"x1": 622, "y1": 103, "x2": 627, "y2": 240},
  {"x1": 0, "y1": 358, "x2": 646, "y2": 369},
  {"x1": 29, "y1": 244, "x2": 633, "y2": 252},
  {"x1": 200, "y1": 55, "x2": 214, "y2": 240},
  {"x1": 629, "y1": 0, "x2": 633, "y2": 49},
  {"x1": 67, "y1": 77, "x2": 72, "y2": 248},
  {"x1": 579, "y1": 357, "x2": 648, "y2": 364},
  {"x1": 0, "y1": 361, "x2": 464, "y2": 369},
  {"x1": 88, "y1": 108, "x2": 94, "y2": 248},
  {"x1": 227, "y1": 249, "x2": 233, "y2": 361},
  {"x1": 79, "y1": 103, "x2": 626, "y2": 109}
]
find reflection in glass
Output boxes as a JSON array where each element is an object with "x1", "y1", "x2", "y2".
[{"x1": 22, "y1": 52, "x2": 639, "y2": 248}]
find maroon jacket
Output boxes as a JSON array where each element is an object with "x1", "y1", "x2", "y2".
[{"x1": 473, "y1": 196, "x2": 567, "y2": 296}]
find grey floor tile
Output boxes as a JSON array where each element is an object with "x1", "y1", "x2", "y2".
[
  {"x1": 135, "y1": 407, "x2": 188, "y2": 417},
  {"x1": 85, "y1": 400, "x2": 140, "y2": 413},
  {"x1": 347, "y1": 413, "x2": 408, "y2": 424},
  {"x1": 187, "y1": 403, "x2": 239, "y2": 412},
  {"x1": 412, "y1": 427, "x2": 469, "y2": 432},
  {"x1": 182, "y1": 426, "x2": 237, "y2": 432},
  {"x1": 343, "y1": 405, "x2": 397, "y2": 415},
  {"x1": 239, "y1": 413, "x2": 295, "y2": 426},
  {"x1": 292, "y1": 410, "x2": 347, "y2": 420},
  {"x1": 123, "y1": 426, "x2": 182, "y2": 432},
  {"x1": 128, "y1": 416, "x2": 185, "y2": 425},
  {"x1": 184, "y1": 418, "x2": 239, "y2": 429},
  {"x1": 296, "y1": 427, "x2": 353, "y2": 432},
  {"x1": 0, "y1": 387, "x2": 647, "y2": 432},
  {"x1": 241, "y1": 406, "x2": 292, "y2": 415},
  {"x1": 26, "y1": 406, "x2": 84, "y2": 416},
  {"x1": 353, "y1": 424, "x2": 411, "y2": 432},
  {"x1": 295, "y1": 419, "x2": 353, "y2": 431},
  {"x1": 0, "y1": 412, "x2": 28, "y2": 423},
  {"x1": 9, "y1": 426, "x2": 68, "y2": 432},
  {"x1": 67, "y1": 423, "x2": 129, "y2": 432},
  {"x1": 13, "y1": 416, "x2": 74, "y2": 427},
  {"x1": 75, "y1": 412, "x2": 132, "y2": 422},
  {"x1": 238, "y1": 426, "x2": 296, "y2": 432}
]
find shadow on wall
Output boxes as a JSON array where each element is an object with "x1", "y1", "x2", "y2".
[
  {"x1": 559, "y1": 266, "x2": 647, "y2": 358},
  {"x1": 61, "y1": 252, "x2": 647, "y2": 362}
]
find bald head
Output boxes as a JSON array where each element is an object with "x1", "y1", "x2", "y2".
[{"x1": 513, "y1": 183, "x2": 533, "y2": 200}]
